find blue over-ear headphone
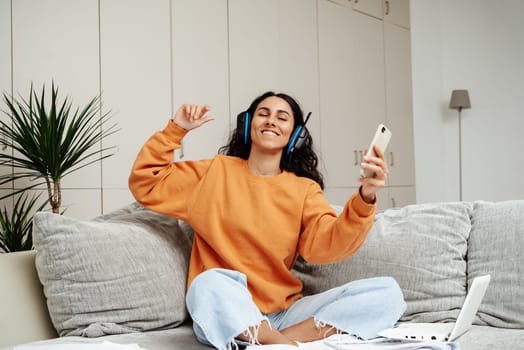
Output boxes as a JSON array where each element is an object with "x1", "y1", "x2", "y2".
[
  {"x1": 236, "y1": 111, "x2": 311, "y2": 155},
  {"x1": 237, "y1": 111, "x2": 251, "y2": 146}
]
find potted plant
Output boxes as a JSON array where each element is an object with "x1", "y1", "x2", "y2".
[
  {"x1": 0, "y1": 82, "x2": 118, "y2": 252},
  {"x1": 0, "y1": 193, "x2": 46, "y2": 253}
]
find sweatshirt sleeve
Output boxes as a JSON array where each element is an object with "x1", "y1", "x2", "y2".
[
  {"x1": 297, "y1": 183, "x2": 376, "y2": 264},
  {"x1": 128, "y1": 120, "x2": 211, "y2": 220}
]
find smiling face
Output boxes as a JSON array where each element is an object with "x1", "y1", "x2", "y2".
[{"x1": 249, "y1": 96, "x2": 295, "y2": 155}]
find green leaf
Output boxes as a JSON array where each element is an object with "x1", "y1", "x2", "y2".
[
  {"x1": 0, "y1": 82, "x2": 120, "y2": 213},
  {"x1": 0, "y1": 193, "x2": 47, "y2": 252}
]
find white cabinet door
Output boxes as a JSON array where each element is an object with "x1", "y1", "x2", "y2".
[
  {"x1": 352, "y1": 0, "x2": 383, "y2": 19},
  {"x1": 99, "y1": 0, "x2": 172, "y2": 213},
  {"x1": 383, "y1": 0, "x2": 410, "y2": 29},
  {"x1": 11, "y1": 0, "x2": 102, "y2": 216},
  {"x1": 351, "y1": 11, "x2": 387, "y2": 163},
  {"x1": 384, "y1": 22, "x2": 415, "y2": 187},
  {"x1": 324, "y1": 185, "x2": 415, "y2": 211},
  {"x1": 12, "y1": 0, "x2": 100, "y2": 190},
  {"x1": 0, "y1": 0, "x2": 9, "y2": 95},
  {"x1": 386, "y1": 186, "x2": 416, "y2": 208},
  {"x1": 323, "y1": 186, "x2": 360, "y2": 207},
  {"x1": 228, "y1": 0, "x2": 320, "y2": 143},
  {"x1": 318, "y1": 0, "x2": 359, "y2": 187},
  {"x1": 172, "y1": 0, "x2": 230, "y2": 161},
  {"x1": 326, "y1": 0, "x2": 352, "y2": 8},
  {"x1": 319, "y1": 1, "x2": 414, "y2": 200},
  {"x1": 319, "y1": 4, "x2": 399, "y2": 191},
  {"x1": 0, "y1": 0, "x2": 11, "y2": 188}
]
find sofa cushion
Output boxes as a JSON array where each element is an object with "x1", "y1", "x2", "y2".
[
  {"x1": 457, "y1": 325, "x2": 524, "y2": 350},
  {"x1": 32, "y1": 202, "x2": 192, "y2": 337},
  {"x1": 467, "y1": 200, "x2": 524, "y2": 328},
  {"x1": 293, "y1": 202, "x2": 473, "y2": 322}
]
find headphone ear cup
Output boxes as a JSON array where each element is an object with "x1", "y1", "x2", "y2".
[
  {"x1": 286, "y1": 126, "x2": 309, "y2": 155},
  {"x1": 236, "y1": 112, "x2": 250, "y2": 145}
]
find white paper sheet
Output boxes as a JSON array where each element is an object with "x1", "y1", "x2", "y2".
[{"x1": 14, "y1": 341, "x2": 146, "y2": 350}]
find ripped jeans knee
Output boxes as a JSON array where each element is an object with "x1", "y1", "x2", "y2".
[{"x1": 186, "y1": 268, "x2": 266, "y2": 350}]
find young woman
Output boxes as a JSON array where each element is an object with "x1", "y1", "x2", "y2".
[{"x1": 129, "y1": 92, "x2": 406, "y2": 349}]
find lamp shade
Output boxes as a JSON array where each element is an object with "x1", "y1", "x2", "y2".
[{"x1": 449, "y1": 89, "x2": 471, "y2": 110}]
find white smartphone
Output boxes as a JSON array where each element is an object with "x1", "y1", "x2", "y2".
[{"x1": 360, "y1": 124, "x2": 392, "y2": 178}]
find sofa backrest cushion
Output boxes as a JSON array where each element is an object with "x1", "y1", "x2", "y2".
[
  {"x1": 468, "y1": 200, "x2": 524, "y2": 328},
  {"x1": 293, "y1": 202, "x2": 473, "y2": 323},
  {"x1": 32, "y1": 202, "x2": 192, "y2": 337}
]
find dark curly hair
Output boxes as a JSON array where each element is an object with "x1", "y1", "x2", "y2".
[{"x1": 219, "y1": 91, "x2": 324, "y2": 189}]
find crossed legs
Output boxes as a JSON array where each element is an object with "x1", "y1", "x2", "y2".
[{"x1": 186, "y1": 269, "x2": 406, "y2": 350}]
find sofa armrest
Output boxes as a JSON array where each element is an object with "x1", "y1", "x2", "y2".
[{"x1": 0, "y1": 250, "x2": 57, "y2": 347}]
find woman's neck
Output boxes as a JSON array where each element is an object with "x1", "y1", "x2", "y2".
[{"x1": 247, "y1": 149, "x2": 282, "y2": 177}]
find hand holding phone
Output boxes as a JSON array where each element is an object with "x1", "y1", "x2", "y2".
[{"x1": 360, "y1": 124, "x2": 392, "y2": 178}]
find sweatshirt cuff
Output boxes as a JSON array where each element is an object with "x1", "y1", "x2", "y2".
[
  {"x1": 165, "y1": 119, "x2": 189, "y2": 139},
  {"x1": 351, "y1": 191, "x2": 376, "y2": 218}
]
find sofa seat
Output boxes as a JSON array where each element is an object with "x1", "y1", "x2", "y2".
[
  {"x1": 457, "y1": 325, "x2": 524, "y2": 349},
  {"x1": 1, "y1": 325, "x2": 204, "y2": 350},
  {"x1": 4, "y1": 324, "x2": 524, "y2": 350}
]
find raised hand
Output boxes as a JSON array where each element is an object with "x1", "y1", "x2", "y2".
[
  {"x1": 358, "y1": 144, "x2": 389, "y2": 204},
  {"x1": 171, "y1": 104, "x2": 215, "y2": 131}
]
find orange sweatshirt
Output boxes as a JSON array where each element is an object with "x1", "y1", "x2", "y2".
[{"x1": 129, "y1": 120, "x2": 376, "y2": 314}]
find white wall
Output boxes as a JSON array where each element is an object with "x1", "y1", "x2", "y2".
[{"x1": 411, "y1": 0, "x2": 524, "y2": 203}]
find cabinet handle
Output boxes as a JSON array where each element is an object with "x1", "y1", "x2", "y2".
[
  {"x1": 391, "y1": 197, "x2": 396, "y2": 208},
  {"x1": 389, "y1": 151, "x2": 394, "y2": 166},
  {"x1": 353, "y1": 150, "x2": 359, "y2": 165},
  {"x1": 385, "y1": 0, "x2": 390, "y2": 15}
]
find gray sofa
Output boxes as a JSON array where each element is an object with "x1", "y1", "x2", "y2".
[{"x1": 1, "y1": 200, "x2": 523, "y2": 349}]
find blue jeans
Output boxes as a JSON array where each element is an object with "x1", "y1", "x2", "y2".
[{"x1": 186, "y1": 268, "x2": 406, "y2": 350}]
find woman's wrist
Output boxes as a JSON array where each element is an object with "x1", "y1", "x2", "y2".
[{"x1": 359, "y1": 186, "x2": 376, "y2": 205}]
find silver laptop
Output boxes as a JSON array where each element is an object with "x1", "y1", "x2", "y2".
[{"x1": 378, "y1": 274, "x2": 491, "y2": 342}]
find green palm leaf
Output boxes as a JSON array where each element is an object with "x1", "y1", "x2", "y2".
[
  {"x1": 0, "y1": 82, "x2": 119, "y2": 213},
  {"x1": 0, "y1": 193, "x2": 47, "y2": 253}
]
